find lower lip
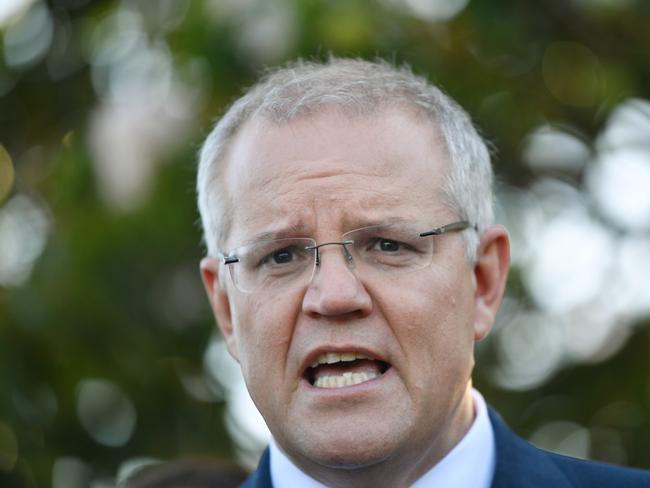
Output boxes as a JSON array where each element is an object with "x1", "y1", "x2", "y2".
[{"x1": 301, "y1": 366, "x2": 394, "y2": 397}]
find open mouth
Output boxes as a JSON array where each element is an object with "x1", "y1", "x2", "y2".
[{"x1": 305, "y1": 352, "x2": 390, "y2": 389}]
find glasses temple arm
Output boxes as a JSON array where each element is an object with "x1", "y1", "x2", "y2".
[
  {"x1": 223, "y1": 256, "x2": 239, "y2": 264},
  {"x1": 419, "y1": 220, "x2": 476, "y2": 237}
]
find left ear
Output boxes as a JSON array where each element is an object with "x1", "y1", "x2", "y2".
[
  {"x1": 200, "y1": 256, "x2": 240, "y2": 363},
  {"x1": 472, "y1": 225, "x2": 510, "y2": 341}
]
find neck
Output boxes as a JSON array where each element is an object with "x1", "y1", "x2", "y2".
[{"x1": 282, "y1": 385, "x2": 476, "y2": 488}]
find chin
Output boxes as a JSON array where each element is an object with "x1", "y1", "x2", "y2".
[
  {"x1": 293, "y1": 427, "x2": 402, "y2": 470},
  {"x1": 311, "y1": 445, "x2": 391, "y2": 470}
]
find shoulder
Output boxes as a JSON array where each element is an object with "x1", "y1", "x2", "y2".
[
  {"x1": 488, "y1": 407, "x2": 650, "y2": 488},
  {"x1": 546, "y1": 449, "x2": 650, "y2": 487}
]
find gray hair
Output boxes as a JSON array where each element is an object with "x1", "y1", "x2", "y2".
[{"x1": 197, "y1": 57, "x2": 494, "y2": 261}]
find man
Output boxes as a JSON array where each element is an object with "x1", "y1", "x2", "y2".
[{"x1": 197, "y1": 58, "x2": 649, "y2": 487}]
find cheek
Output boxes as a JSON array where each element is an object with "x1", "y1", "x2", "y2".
[
  {"x1": 376, "y1": 271, "x2": 476, "y2": 364},
  {"x1": 230, "y1": 293, "x2": 301, "y2": 379},
  {"x1": 383, "y1": 272, "x2": 470, "y2": 325},
  {"x1": 230, "y1": 297, "x2": 264, "y2": 377}
]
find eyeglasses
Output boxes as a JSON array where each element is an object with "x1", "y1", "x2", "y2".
[{"x1": 219, "y1": 220, "x2": 474, "y2": 293}]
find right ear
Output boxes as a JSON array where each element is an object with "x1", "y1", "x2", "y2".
[{"x1": 200, "y1": 257, "x2": 239, "y2": 362}]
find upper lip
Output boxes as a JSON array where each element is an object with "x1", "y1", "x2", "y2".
[{"x1": 300, "y1": 346, "x2": 388, "y2": 376}]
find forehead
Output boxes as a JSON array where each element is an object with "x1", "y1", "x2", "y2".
[{"x1": 222, "y1": 107, "x2": 452, "y2": 242}]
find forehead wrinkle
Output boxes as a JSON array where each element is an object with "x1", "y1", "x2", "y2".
[
  {"x1": 246, "y1": 163, "x2": 392, "y2": 200},
  {"x1": 229, "y1": 211, "x2": 310, "y2": 247},
  {"x1": 288, "y1": 162, "x2": 391, "y2": 181},
  {"x1": 233, "y1": 176, "x2": 442, "y2": 244},
  {"x1": 241, "y1": 171, "x2": 394, "y2": 214}
]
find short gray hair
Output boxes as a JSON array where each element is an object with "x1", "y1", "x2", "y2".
[{"x1": 197, "y1": 57, "x2": 494, "y2": 261}]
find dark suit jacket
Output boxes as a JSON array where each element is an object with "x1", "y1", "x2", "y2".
[{"x1": 241, "y1": 408, "x2": 650, "y2": 487}]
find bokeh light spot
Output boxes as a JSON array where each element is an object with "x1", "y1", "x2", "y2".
[
  {"x1": 530, "y1": 421, "x2": 590, "y2": 459},
  {"x1": 587, "y1": 149, "x2": 650, "y2": 232},
  {"x1": 0, "y1": 144, "x2": 15, "y2": 203},
  {"x1": 76, "y1": 379, "x2": 136, "y2": 447},
  {"x1": 0, "y1": 194, "x2": 50, "y2": 287},
  {"x1": 596, "y1": 98, "x2": 650, "y2": 151},
  {"x1": 586, "y1": 98, "x2": 650, "y2": 232},
  {"x1": 522, "y1": 125, "x2": 590, "y2": 173},
  {"x1": 542, "y1": 41, "x2": 601, "y2": 107},
  {"x1": 87, "y1": 8, "x2": 144, "y2": 68},
  {"x1": 2, "y1": 2, "x2": 53, "y2": 69},
  {"x1": 0, "y1": 421, "x2": 18, "y2": 472},
  {"x1": 523, "y1": 207, "x2": 614, "y2": 314},
  {"x1": 403, "y1": 0, "x2": 470, "y2": 22},
  {"x1": 0, "y1": 0, "x2": 34, "y2": 28},
  {"x1": 493, "y1": 310, "x2": 565, "y2": 390},
  {"x1": 52, "y1": 457, "x2": 90, "y2": 488},
  {"x1": 235, "y1": 1, "x2": 297, "y2": 64},
  {"x1": 613, "y1": 236, "x2": 650, "y2": 318}
]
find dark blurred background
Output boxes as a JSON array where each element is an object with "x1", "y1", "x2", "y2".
[{"x1": 1, "y1": 0, "x2": 650, "y2": 486}]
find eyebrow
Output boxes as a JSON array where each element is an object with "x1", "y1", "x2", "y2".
[
  {"x1": 234, "y1": 214, "x2": 428, "y2": 249},
  {"x1": 240, "y1": 222, "x2": 308, "y2": 246}
]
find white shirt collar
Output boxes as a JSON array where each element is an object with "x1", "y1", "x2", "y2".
[{"x1": 269, "y1": 388, "x2": 495, "y2": 488}]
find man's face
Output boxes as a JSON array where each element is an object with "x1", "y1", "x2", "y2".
[{"x1": 202, "y1": 108, "x2": 497, "y2": 475}]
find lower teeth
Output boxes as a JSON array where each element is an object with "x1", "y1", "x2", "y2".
[{"x1": 313, "y1": 371, "x2": 379, "y2": 388}]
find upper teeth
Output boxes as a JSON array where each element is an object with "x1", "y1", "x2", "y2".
[{"x1": 310, "y1": 352, "x2": 369, "y2": 368}]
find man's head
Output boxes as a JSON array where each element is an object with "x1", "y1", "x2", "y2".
[{"x1": 198, "y1": 58, "x2": 509, "y2": 486}]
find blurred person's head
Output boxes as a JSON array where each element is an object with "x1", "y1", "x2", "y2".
[
  {"x1": 121, "y1": 458, "x2": 247, "y2": 488},
  {"x1": 198, "y1": 57, "x2": 510, "y2": 487}
]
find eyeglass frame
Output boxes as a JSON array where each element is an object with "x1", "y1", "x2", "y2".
[{"x1": 218, "y1": 220, "x2": 477, "y2": 292}]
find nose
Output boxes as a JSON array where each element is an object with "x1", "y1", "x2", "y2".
[{"x1": 302, "y1": 244, "x2": 373, "y2": 318}]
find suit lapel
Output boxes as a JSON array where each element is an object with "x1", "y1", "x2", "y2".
[
  {"x1": 241, "y1": 448, "x2": 273, "y2": 488},
  {"x1": 489, "y1": 408, "x2": 572, "y2": 488}
]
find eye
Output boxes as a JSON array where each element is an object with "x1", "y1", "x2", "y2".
[
  {"x1": 258, "y1": 244, "x2": 309, "y2": 268},
  {"x1": 271, "y1": 248, "x2": 294, "y2": 264},
  {"x1": 376, "y1": 239, "x2": 401, "y2": 252},
  {"x1": 363, "y1": 236, "x2": 420, "y2": 256}
]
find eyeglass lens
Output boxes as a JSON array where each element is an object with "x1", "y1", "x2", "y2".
[{"x1": 227, "y1": 222, "x2": 442, "y2": 293}]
